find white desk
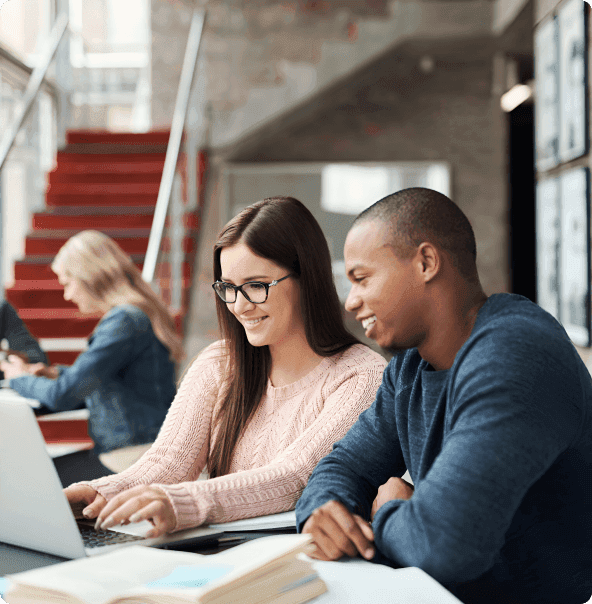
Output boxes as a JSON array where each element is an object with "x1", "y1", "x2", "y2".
[
  {"x1": 0, "y1": 387, "x2": 42, "y2": 408},
  {"x1": 311, "y1": 559, "x2": 462, "y2": 603}
]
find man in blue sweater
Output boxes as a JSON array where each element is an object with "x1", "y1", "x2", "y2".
[{"x1": 296, "y1": 188, "x2": 592, "y2": 604}]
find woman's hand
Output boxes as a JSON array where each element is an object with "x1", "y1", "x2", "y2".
[
  {"x1": 371, "y1": 476, "x2": 414, "y2": 521},
  {"x1": 64, "y1": 484, "x2": 107, "y2": 519},
  {"x1": 94, "y1": 485, "x2": 176, "y2": 538},
  {"x1": 0, "y1": 355, "x2": 31, "y2": 379},
  {"x1": 28, "y1": 363, "x2": 60, "y2": 379}
]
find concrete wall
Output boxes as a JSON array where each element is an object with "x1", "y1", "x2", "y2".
[{"x1": 228, "y1": 58, "x2": 508, "y2": 297}]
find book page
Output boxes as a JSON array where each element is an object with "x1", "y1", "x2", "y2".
[
  {"x1": 7, "y1": 535, "x2": 315, "y2": 604},
  {"x1": 7, "y1": 547, "x2": 206, "y2": 604}
]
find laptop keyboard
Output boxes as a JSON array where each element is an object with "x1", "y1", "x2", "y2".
[{"x1": 76, "y1": 520, "x2": 145, "y2": 548}]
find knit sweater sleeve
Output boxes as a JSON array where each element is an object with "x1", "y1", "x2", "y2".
[
  {"x1": 85, "y1": 341, "x2": 225, "y2": 499},
  {"x1": 153, "y1": 348, "x2": 386, "y2": 531}
]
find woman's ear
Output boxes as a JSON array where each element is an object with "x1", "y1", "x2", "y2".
[{"x1": 417, "y1": 242, "x2": 440, "y2": 283}]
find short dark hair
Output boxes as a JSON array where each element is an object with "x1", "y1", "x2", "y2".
[{"x1": 354, "y1": 188, "x2": 479, "y2": 281}]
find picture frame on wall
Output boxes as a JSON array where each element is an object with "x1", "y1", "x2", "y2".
[
  {"x1": 558, "y1": 0, "x2": 588, "y2": 163},
  {"x1": 559, "y1": 167, "x2": 590, "y2": 347},
  {"x1": 535, "y1": 16, "x2": 560, "y2": 171},
  {"x1": 535, "y1": 178, "x2": 561, "y2": 321}
]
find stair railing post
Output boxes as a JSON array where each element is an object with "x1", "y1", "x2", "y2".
[
  {"x1": 0, "y1": 172, "x2": 4, "y2": 296},
  {"x1": 54, "y1": 0, "x2": 71, "y2": 149},
  {"x1": 142, "y1": 8, "x2": 206, "y2": 285}
]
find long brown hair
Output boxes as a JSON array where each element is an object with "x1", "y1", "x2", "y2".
[
  {"x1": 52, "y1": 230, "x2": 184, "y2": 363},
  {"x1": 209, "y1": 196, "x2": 358, "y2": 477}
]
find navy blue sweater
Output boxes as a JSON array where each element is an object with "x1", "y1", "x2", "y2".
[{"x1": 296, "y1": 294, "x2": 592, "y2": 604}]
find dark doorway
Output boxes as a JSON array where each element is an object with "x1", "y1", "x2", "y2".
[{"x1": 508, "y1": 103, "x2": 536, "y2": 301}]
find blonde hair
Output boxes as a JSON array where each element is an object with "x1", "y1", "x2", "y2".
[{"x1": 51, "y1": 230, "x2": 185, "y2": 363}]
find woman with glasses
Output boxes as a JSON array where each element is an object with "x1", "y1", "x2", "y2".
[{"x1": 65, "y1": 197, "x2": 386, "y2": 537}]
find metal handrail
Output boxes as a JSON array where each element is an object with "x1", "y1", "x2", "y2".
[
  {"x1": 0, "y1": 12, "x2": 68, "y2": 172},
  {"x1": 142, "y1": 7, "x2": 206, "y2": 283},
  {"x1": 0, "y1": 45, "x2": 33, "y2": 77}
]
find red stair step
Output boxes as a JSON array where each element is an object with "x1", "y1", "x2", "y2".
[
  {"x1": 25, "y1": 230, "x2": 150, "y2": 256},
  {"x1": 19, "y1": 309, "x2": 101, "y2": 338},
  {"x1": 49, "y1": 172, "x2": 163, "y2": 185},
  {"x1": 47, "y1": 183, "x2": 160, "y2": 196},
  {"x1": 37, "y1": 414, "x2": 92, "y2": 444},
  {"x1": 47, "y1": 193, "x2": 157, "y2": 207},
  {"x1": 14, "y1": 260, "x2": 56, "y2": 280},
  {"x1": 32, "y1": 210, "x2": 197, "y2": 231},
  {"x1": 55, "y1": 152, "x2": 166, "y2": 166},
  {"x1": 33, "y1": 212, "x2": 155, "y2": 230},
  {"x1": 66, "y1": 131, "x2": 170, "y2": 145},
  {"x1": 6, "y1": 281, "x2": 73, "y2": 309},
  {"x1": 46, "y1": 350, "x2": 81, "y2": 365},
  {"x1": 13, "y1": 258, "x2": 192, "y2": 280}
]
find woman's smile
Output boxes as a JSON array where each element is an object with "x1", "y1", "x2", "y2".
[{"x1": 242, "y1": 316, "x2": 268, "y2": 327}]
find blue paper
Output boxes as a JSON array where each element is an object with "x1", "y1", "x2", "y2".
[
  {"x1": 0, "y1": 577, "x2": 10, "y2": 598},
  {"x1": 144, "y1": 565, "x2": 233, "y2": 590}
]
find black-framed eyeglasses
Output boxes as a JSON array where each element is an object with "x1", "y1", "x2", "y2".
[{"x1": 212, "y1": 274, "x2": 293, "y2": 304}]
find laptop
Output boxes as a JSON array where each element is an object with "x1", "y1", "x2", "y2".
[{"x1": 0, "y1": 399, "x2": 224, "y2": 559}]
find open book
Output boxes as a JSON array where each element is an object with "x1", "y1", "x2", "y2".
[{"x1": 5, "y1": 534, "x2": 326, "y2": 604}]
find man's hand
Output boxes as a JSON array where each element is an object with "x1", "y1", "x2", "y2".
[
  {"x1": 302, "y1": 500, "x2": 374, "y2": 561},
  {"x1": 93, "y1": 485, "x2": 176, "y2": 538},
  {"x1": 371, "y1": 477, "x2": 414, "y2": 521}
]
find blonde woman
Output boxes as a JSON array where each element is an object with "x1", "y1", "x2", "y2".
[{"x1": 1, "y1": 231, "x2": 184, "y2": 470}]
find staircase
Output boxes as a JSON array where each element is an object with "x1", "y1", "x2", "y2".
[{"x1": 5, "y1": 130, "x2": 197, "y2": 367}]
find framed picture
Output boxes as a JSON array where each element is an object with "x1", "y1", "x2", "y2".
[
  {"x1": 535, "y1": 16, "x2": 560, "y2": 171},
  {"x1": 558, "y1": 0, "x2": 588, "y2": 162},
  {"x1": 535, "y1": 178, "x2": 561, "y2": 320},
  {"x1": 559, "y1": 167, "x2": 590, "y2": 346}
]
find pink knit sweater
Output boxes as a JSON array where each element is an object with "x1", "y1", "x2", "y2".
[{"x1": 87, "y1": 341, "x2": 386, "y2": 531}]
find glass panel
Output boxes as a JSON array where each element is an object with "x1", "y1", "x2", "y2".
[
  {"x1": 0, "y1": 0, "x2": 51, "y2": 64},
  {"x1": 69, "y1": 0, "x2": 151, "y2": 131},
  {"x1": 0, "y1": 48, "x2": 58, "y2": 287},
  {"x1": 321, "y1": 162, "x2": 451, "y2": 216}
]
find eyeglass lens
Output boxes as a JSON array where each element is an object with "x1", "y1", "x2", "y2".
[{"x1": 214, "y1": 282, "x2": 268, "y2": 303}]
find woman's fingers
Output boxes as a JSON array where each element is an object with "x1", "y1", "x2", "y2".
[
  {"x1": 94, "y1": 486, "x2": 175, "y2": 536},
  {"x1": 63, "y1": 485, "x2": 105, "y2": 519},
  {"x1": 82, "y1": 494, "x2": 107, "y2": 519},
  {"x1": 131, "y1": 501, "x2": 171, "y2": 538},
  {"x1": 96, "y1": 494, "x2": 145, "y2": 530}
]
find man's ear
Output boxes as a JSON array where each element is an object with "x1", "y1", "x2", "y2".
[{"x1": 416, "y1": 242, "x2": 440, "y2": 283}]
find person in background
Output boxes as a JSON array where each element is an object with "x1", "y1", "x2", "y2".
[
  {"x1": 296, "y1": 188, "x2": 592, "y2": 604},
  {"x1": 64, "y1": 197, "x2": 386, "y2": 537},
  {"x1": 0, "y1": 299, "x2": 47, "y2": 370},
  {"x1": 1, "y1": 230, "x2": 183, "y2": 483}
]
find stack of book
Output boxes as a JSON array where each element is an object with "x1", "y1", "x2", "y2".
[{"x1": 4, "y1": 534, "x2": 325, "y2": 604}]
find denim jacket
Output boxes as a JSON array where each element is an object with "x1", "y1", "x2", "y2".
[{"x1": 11, "y1": 304, "x2": 177, "y2": 453}]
